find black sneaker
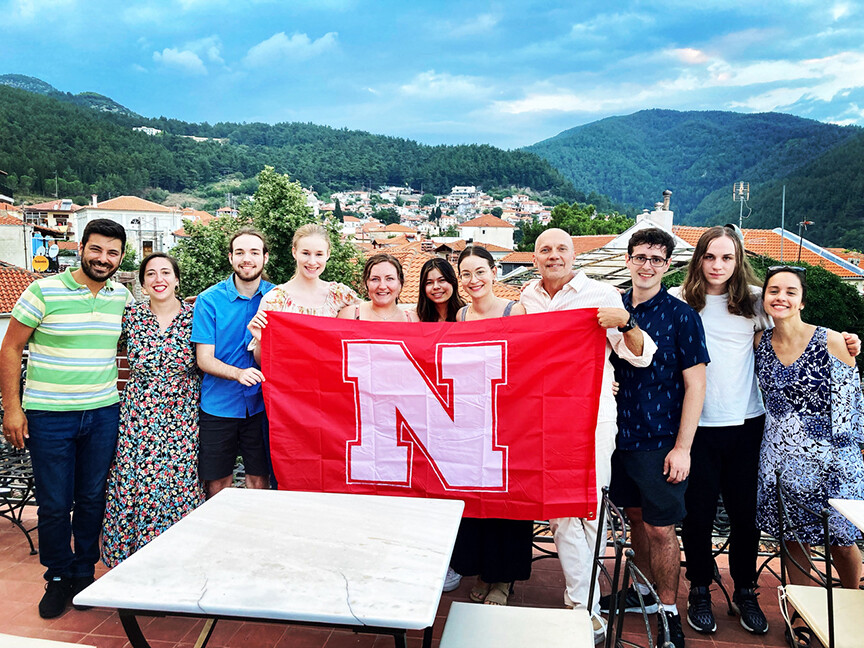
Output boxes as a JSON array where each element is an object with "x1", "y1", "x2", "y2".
[
  {"x1": 39, "y1": 577, "x2": 71, "y2": 619},
  {"x1": 599, "y1": 585, "x2": 659, "y2": 614},
  {"x1": 686, "y1": 586, "x2": 716, "y2": 634},
  {"x1": 71, "y1": 575, "x2": 95, "y2": 611},
  {"x1": 732, "y1": 587, "x2": 768, "y2": 634},
  {"x1": 657, "y1": 610, "x2": 685, "y2": 648}
]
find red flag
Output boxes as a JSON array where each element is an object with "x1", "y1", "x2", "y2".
[{"x1": 261, "y1": 309, "x2": 605, "y2": 519}]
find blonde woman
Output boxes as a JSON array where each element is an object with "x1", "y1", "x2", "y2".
[{"x1": 248, "y1": 223, "x2": 360, "y2": 363}]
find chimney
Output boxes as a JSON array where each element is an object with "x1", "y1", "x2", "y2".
[
  {"x1": 662, "y1": 190, "x2": 672, "y2": 211},
  {"x1": 91, "y1": 194, "x2": 98, "y2": 207}
]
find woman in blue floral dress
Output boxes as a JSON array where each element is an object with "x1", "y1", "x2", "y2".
[
  {"x1": 101, "y1": 253, "x2": 204, "y2": 567},
  {"x1": 754, "y1": 266, "x2": 864, "y2": 589}
]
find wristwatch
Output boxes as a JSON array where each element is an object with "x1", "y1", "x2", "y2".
[{"x1": 618, "y1": 314, "x2": 636, "y2": 333}]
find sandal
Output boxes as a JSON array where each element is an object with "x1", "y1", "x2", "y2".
[
  {"x1": 484, "y1": 581, "x2": 511, "y2": 606},
  {"x1": 469, "y1": 578, "x2": 491, "y2": 603},
  {"x1": 784, "y1": 611, "x2": 813, "y2": 648}
]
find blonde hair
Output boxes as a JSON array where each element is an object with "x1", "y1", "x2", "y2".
[{"x1": 292, "y1": 223, "x2": 330, "y2": 252}]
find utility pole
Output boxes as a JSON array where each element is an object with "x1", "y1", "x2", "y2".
[
  {"x1": 54, "y1": 170, "x2": 59, "y2": 199},
  {"x1": 780, "y1": 185, "x2": 786, "y2": 262},
  {"x1": 797, "y1": 220, "x2": 814, "y2": 263},
  {"x1": 733, "y1": 181, "x2": 749, "y2": 229}
]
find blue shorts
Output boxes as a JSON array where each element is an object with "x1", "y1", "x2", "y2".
[{"x1": 609, "y1": 447, "x2": 688, "y2": 527}]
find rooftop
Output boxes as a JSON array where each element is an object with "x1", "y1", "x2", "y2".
[
  {"x1": 84, "y1": 196, "x2": 176, "y2": 213},
  {"x1": 0, "y1": 502, "x2": 791, "y2": 648},
  {"x1": 0, "y1": 262, "x2": 42, "y2": 313},
  {"x1": 457, "y1": 214, "x2": 516, "y2": 229}
]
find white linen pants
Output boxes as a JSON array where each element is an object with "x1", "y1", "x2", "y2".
[{"x1": 549, "y1": 420, "x2": 616, "y2": 616}]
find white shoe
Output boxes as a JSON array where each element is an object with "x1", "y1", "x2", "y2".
[
  {"x1": 443, "y1": 567, "x2": 462, "y2": 592},
  {"x1": 591, "y1": 614, "x2": 607, "y2": 645}
]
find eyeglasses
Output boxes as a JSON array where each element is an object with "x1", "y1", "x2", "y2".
[
  {"x1": 628, "y1": 254, "x2": 669, "y2": 268},
  {"x1": 767, "y1": 265, "x2": 806, "y2": 275},
  {"x1": 459, "y1": 268, "x2": 491, "y2": 281}
]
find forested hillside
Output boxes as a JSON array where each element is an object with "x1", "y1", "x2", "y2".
[
  {"x1": 696, "y1": 130, "x2": 864, "y2": 250},
  {"x1": 0, "y1": 83, "x2": 578, "y2": 202},
  {"x1": 525, "y1": 110, "x2": 861, "y2": 235}
]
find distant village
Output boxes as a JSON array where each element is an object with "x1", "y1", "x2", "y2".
[{"x1": 3, "y1": 175, "x2": 864, "y2": 339}]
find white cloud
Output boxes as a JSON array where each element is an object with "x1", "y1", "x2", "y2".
[
  {"x1": 9, "y1": 0, "x2": 74, "y2": 22},
  {"x1": 243, "y1": 32, "x2": 338, "y2": 67},
  {"x1": 570, "y1": 12, "x2": 654, "y2": 37},
  {"x1": 184, "y1": 35, "x2": 224, "y2": 65},
  {"x1": 672, "y1": 48, "x2": 710, "y2": 65},
  {"x1": 832, "y1": 2, "x2": 850, "y2": 20},
  {"x1": 400, "y1": 70, "x2": 490, "y2": 98},
  {"x1": 444, "y1": 13, "x2": 500, "y2": 38},
  {"x1": 153, "y1": 48, "x2": 207, "y2": 75}
]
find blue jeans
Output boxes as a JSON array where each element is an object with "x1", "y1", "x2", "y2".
[{"x1": 26, "y1": 404, "x2": 120, "y2": 580}]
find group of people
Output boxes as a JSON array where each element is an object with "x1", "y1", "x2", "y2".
[{"x1": 1, "y1": 218, "x2": 862, "y2": 648}]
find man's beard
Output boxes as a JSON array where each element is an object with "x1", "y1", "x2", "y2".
[
  {"x1": 81, "y1": 256, "x2": 119, "y2": 282},
  {"x1": 235, "y1": 266, "x2": 263, "y2": 283}
]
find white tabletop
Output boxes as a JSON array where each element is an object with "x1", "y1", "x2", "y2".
[
  {"x1": 0, "y1": 634, "x2": 95, "y2": 648},
  {"x1": 829, "y1": 498, "x2": 864, "y2": 533},
  {"x1": 74, "y1": 489, "x2": 464, "y2": 630},
  {"x1": 439, "y1": 602, "x2": 594, "y2": 647}
]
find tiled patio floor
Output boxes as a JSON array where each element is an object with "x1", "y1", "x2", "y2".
[{"x1": 0, "y1": 505, "x2": 793, "y2": 648}]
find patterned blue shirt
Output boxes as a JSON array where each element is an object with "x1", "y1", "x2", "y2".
[
  {"x1": 191, "y1": 275, "x2": 274, "y2": 418},
  {"x1": 612, "y1": 285, "x2": 710, "y2": 451}
]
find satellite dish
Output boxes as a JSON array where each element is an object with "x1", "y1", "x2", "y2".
[
  {"x1": 49, "y1": 244, "x2": 59, "y2": 259},
  {"x1": 35, "y1": 245, "x2": 46, "y2": 256}
]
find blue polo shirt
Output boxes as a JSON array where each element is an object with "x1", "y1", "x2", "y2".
[
  {"x1": 191, "y1": 274, "x2": 274, "y2": 418},
  {"x1": 612, "y1": 285, "x2": 709, "y2": 451}
]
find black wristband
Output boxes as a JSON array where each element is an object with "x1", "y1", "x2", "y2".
[{"x1": 618, "y1": 314, "x2": 636, "y2": 333}]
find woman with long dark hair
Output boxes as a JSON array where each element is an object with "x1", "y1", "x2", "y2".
[
  {"x1": 449, "y1": 245, "x2": 530, "y2": 606},
  {"x1": 415, "y1": 257, "x2": 465, "y2": 323}
]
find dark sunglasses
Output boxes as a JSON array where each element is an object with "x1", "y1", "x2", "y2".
[{"x1": 767, "y1": 265, "x2": 806, "y2": 275}]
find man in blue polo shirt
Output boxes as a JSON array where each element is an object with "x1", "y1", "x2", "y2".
[
  {"x1": 605, "y1": 227, "x2": 708, "y2": 648},
  {"x1": 192, "y1": 227, "x2": 274, "y2": 498}
]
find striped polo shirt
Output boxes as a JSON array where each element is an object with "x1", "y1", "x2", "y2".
[{"x1": 11, "y1": 268, "x2": 132, "y2": 411}]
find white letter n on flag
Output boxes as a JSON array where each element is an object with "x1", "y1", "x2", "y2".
[{"x1": 344, "y1": 341, "x2": 507, "y2": 490}]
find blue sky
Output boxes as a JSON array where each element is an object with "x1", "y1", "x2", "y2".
[{"x1": 5, "y1": 0, "x2": 864, "y2": 148}]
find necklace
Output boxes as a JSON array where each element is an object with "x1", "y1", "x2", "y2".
[{"x1": 371, "y1": 306, "x2": 401, "y2": 321}]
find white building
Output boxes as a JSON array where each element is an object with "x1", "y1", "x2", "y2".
[
  {"x1": 74, "y1": 196, "x2": 182, "y2": 259},
  {"x1": 457, "y1": 214, "x2": 516, "y2": 250}
]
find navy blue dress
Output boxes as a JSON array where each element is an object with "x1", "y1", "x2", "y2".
[{"x1": 755, "y1": 327, "x2": 864, "y2": 545}]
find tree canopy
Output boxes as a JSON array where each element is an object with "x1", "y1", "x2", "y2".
[
  {"x1": 172, "y1": 166, "x2": 360, "y2": 296},
  {"x1": 517, "y1": 202, "x2": 634, "y2": 251}
]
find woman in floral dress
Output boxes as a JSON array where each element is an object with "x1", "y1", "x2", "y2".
[
  {"x1": 101, "y1": 253, "x2": 203, "y2": 567},
  {"x1": 754, "y1": 266, "x2": 864, "y2": 590},
  {"x1": 247, "y1": 223, "x2": 360, "y2": 362}
]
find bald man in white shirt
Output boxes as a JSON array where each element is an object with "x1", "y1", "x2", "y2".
[{"x1": 521, "y1": 228, "x2": 656, "y2": 642}]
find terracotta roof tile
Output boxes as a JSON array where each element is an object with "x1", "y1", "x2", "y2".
[
  {"x1": 383, "y1": 223, "x2": 418, "y2": 233},
  {"x1": 0, "y1": 262, "x2": 42, "y2": 313},
  {"x1": 500, "y1": 251, "x2": 535, "y2": 264},
  {"x1": 572, "y1": 235, "x2": 616, "y2": 254},
  {"x1": 457, "y1": 214, "x2": 516, "y2": 229},
  {"x1": 24, "y1": 200, "x2": 81, "y2": 212},
  {"x1": 0, "y1": 213, "x2": 25, "y2": 226},
  {"x1": 435, "y1": 240, "x2": 512, "y2": 253},
  {"x1": 0, "y1": 202, "x2": 20, "y2": 212},
  {"x1": 673, "y1": 226, "x2": 864, "y2": 279},
  {"x1": 89, "y1": 196, "x2": 175, "y2": 213}
]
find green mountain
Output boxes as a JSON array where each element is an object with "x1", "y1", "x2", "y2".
[
  {"x1": 0, "y1": 80, "x2": 579, "y2": 204},
  {"x1": 0, "y1": 74, "x2": 140, "y2": 117},
  {"x1": 525, "y1": 109, "x2": 864, "y2": 247}
]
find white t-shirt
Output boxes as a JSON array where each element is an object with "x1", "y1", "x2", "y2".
[{"x1": 670, "y1": 285, "x2": 771, "y2": 427}]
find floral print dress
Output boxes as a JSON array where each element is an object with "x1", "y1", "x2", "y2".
[
  {"x1": 101, "y1": 300, "x2": 204, "y2": 567},
  {"x1": 755, "y1": 326, "x2": 864, "y2": 545}
]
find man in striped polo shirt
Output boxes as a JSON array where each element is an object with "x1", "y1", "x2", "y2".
[{"x1": 0, "y1": 219, "x2": 131, "y2": 619}]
